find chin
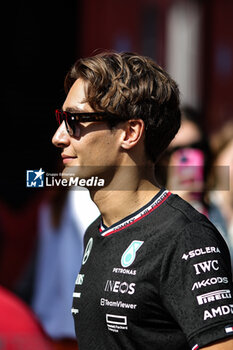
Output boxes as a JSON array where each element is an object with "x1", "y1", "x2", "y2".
[
  {"x1": 62, "y1": 164, "x2": 96, "y2": 180},
  {"x1": 61, "y1": 166, "x2": 78, "y2": 180}
]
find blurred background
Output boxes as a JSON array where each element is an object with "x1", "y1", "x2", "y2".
[
  {"x1": 2, "y1": 0, "x2": 233, "y2": 206},
  {"x1": 1, "y1": 0, "x2": 233, "y2": 348}
]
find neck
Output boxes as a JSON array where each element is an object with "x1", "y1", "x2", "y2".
[{"x1": 90, "y1": 164, "x2": 160, "y2": 227}]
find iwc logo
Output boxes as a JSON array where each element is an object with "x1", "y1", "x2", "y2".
[
  {"x1": 82, "y1": 238, "x2": 93, "y2": 265},
  {"x1": 121, "y1": 240, "x2": 144, "y2": 268}
]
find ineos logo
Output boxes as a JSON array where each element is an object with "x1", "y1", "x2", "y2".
[{"x1": 104, "y1": 280, "x2": 136, "y2": 295}]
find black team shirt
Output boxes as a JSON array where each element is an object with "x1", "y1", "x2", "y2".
[{"x1": 72, "y1": 189, "x2": 233, "y2": 350}]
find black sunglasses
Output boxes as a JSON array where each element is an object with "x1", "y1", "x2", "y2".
[{"x1": 55, "y1": 109, "x2": 124, "y2": 136}]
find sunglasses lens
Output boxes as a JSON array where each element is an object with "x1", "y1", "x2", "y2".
[
  {"x1": 55, "y1": 109, "x2": 112, "y2": 138},
  {"x1": 55, "y1": 110, "x2": 75, "y2": 135},
  {"x1": 66, "y1": 115, "x2": 76, "y2": 136},
  {"x1": 55, "y1": 110, "x2": 62, "y2": 125}
]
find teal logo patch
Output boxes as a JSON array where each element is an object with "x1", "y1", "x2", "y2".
[{"x1": 121, "y1": 240, "x2": 144, "y2": 268}]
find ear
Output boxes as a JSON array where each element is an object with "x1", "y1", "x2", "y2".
[{"x1": 120, "y1": 119, "x2": 145, "y2": 150}]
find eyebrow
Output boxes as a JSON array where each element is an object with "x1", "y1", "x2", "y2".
[{"x1": 62, "y1": 106, "x2": 87, "y2": 113}]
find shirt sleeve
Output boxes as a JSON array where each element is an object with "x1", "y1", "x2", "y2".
[{"x1": 160, "y1": 221, "x2": 233, "y2": 349}]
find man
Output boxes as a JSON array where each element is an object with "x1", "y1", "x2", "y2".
[{"x1": 52, "y1": 52, "x2": 233, "y2": 349}]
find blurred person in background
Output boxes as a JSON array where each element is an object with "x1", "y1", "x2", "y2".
[
  {"x1": 16, "y1": 185, "x2": 99, "y2": 350},
  {"x1": 208, "y1": 121, "x2": 233, "y2": 267},
  {"x1": 157, "y1": 106, "x2": 228, "y2": 238},
  {"x1": 0, "y1": 285, "x2": 53, "y2": 350},
  {"x1": 32, "y1": 187, "x2": 99, "y2": 350},
  {"x1": 0, "y1": 222, "x2": 53, "y2": 350},
  {"x1": 163, "y1": 106, "x2": 211, "y2": 213}
]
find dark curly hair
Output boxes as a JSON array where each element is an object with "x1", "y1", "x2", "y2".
[{"x1": 64, "y1": 52, "x2": 181, "y2": 163}]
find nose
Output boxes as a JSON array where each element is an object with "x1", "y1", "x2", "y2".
[{"x1": 52, "y1": 121, "x2": 70, "y2": 148}]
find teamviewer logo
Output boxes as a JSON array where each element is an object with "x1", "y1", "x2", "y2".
[{"x1": 26, "y1": 169, "x2": 45, "y2": 187}]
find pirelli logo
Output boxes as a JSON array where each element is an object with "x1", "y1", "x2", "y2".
[{"x1": 197, "y1": 289, "x2": 232, "y2": 305}]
